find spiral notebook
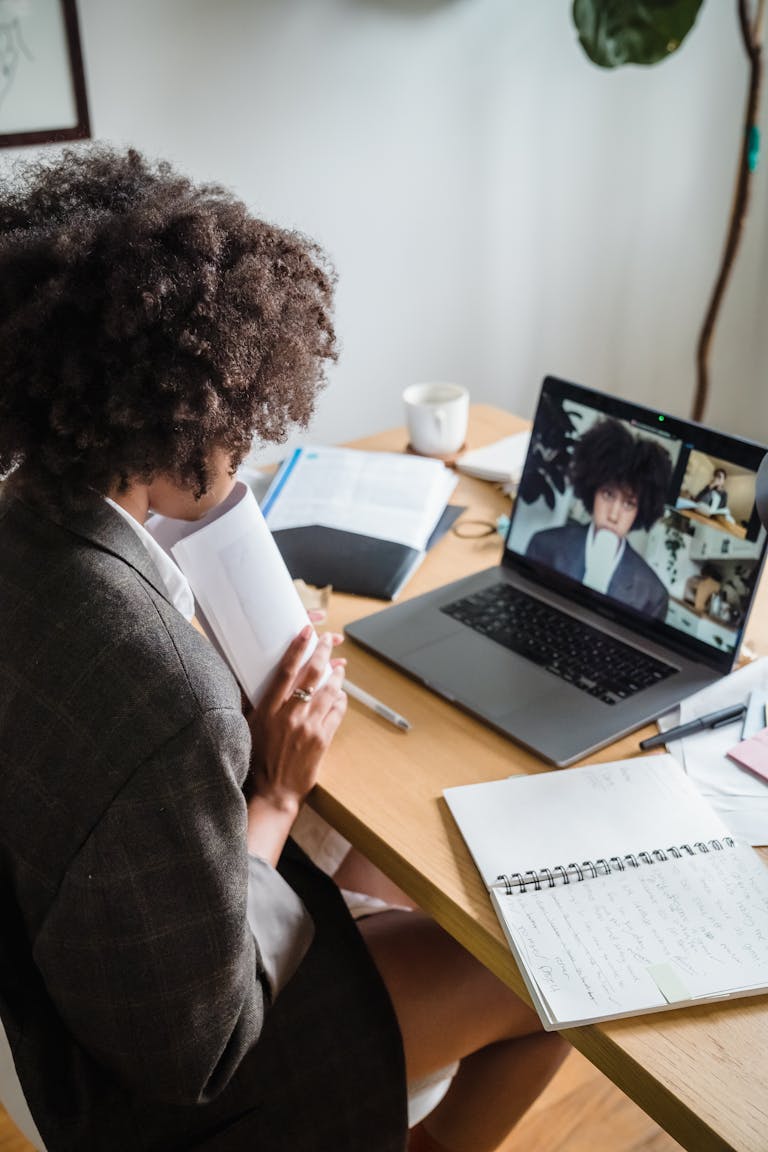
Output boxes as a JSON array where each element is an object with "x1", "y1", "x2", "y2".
[{"x1": 444, "y1": 756, "x2": 768, "y2": 1030}]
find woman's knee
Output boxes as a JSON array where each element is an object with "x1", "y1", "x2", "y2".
[{"x1": 358, "y1": 910, "x2": 550, "y2": 1077}]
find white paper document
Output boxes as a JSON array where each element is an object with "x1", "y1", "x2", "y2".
[
  {"x1": 456, "y1": 432, "x2": 531, "y2": 484},
  {"x1": 657, "y1": 658, "x2": 768, "y2": 845},
  {"x1": 261, "y1": 445, "x2": 458, "y2": 549},
  {"x1": 148, "y1": 481, "x2": 316, "y2": 705}
]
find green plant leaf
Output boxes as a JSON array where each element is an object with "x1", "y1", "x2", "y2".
[{"x1": 573, "y1": 0, "x2": 705, "y2": 68}]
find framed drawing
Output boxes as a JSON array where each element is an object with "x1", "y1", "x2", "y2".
[{"x1": 0, "y1": 0, "x2": 90, "y2": 148}]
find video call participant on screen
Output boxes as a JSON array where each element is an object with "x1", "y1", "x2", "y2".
[
  {"x1": 526, "y1": 418, "x2": 672, "y2": 620},
  {"x1": 696, "y1": 467, "x2": 728, "y2": 508},
  {"x1": 695, "y1": 467, "x2": 736, "y2": 522}
]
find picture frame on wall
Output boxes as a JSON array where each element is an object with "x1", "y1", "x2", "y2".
[{"x1": 0, "y1": 0, "x2": 90, "y2": 148}]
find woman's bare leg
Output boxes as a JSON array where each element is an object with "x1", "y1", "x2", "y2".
[
  {"x1": 359, "y1": 909, "x2": 569, "y2": 1152},
  {"x1": 333, "y1": 845, "x2": 418, "y2": 909}
]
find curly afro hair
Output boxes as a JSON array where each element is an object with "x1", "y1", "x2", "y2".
[
  {"x1": 570, "y1": 418, "x2": 672, "y2": 532},
  {"x1": 0, "y1": 146, "x2": 337, "y2": 506}
]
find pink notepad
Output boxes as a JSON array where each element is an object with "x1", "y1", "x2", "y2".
[{"x1": 727, "y1": 728, "x2": 768, "y2": 782}]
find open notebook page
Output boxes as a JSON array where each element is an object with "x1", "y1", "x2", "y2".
[
  {"x1": 262, "y1": 446, "x2": 457, "y2": 549},
  {"x1": 443, "y1": 756, "x2": 734, "y2": 889},
  {"x1": 496, "y1": 841, "x2": 768, "y2": 1028}
]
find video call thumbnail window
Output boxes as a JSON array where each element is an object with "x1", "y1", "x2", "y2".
[{"x1": 507, "y1": 392, "x2": 765, "y2": 656}]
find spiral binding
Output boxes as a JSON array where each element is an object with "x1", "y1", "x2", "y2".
[{"x1": 496, "y1": 837, "x2": 736, "y2": 895}]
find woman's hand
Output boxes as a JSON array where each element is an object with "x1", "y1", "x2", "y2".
[{"x1": 245, "y1": 625, "x2": 347, "y2": 863}]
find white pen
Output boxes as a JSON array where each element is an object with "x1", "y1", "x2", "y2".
[{"x1": 343, "y1": 679, "x2": 411, "y2": 731}]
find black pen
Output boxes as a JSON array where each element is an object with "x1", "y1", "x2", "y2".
[{"x1": 639, "y1": 703, "x2": 747, "y2": 751}]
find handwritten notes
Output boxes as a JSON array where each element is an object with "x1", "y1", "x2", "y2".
[
  {"x1": 445, "y1": 755, "x2": 768, "y2": 1030},
  {"x1": 494, "y1": 847, "x2": 768, "y2": 1029}
]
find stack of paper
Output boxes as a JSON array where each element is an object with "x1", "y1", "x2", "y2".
[
  {"x1": 456, "y1": 432, "x2": 530, "y2": 487},
  {"x1": 657, "y1": 658, "x2": 768, "y2": 845},
  {"x1": 260, "y1": 446, "x2": 460, "y2": 600}
]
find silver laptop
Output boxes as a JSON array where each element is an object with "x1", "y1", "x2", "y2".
[{"x1": 346, "y1": 377, "x2": 768, "y2": 766}]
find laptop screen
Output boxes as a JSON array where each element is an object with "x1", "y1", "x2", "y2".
[{"x1": 505, "y1": 377, "x2": 768, "y2": 666}]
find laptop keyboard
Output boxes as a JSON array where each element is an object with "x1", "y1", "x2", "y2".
[{"x1": 440, "y1": 583, "x2": 675, "y2": 704}]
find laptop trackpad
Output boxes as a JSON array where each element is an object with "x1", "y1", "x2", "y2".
[{"x1": 404, "y1": 633, "x2": 557, "y2": 719}]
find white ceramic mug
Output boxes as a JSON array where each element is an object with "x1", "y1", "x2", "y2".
[{"x1": 403, "y1": 383, "x2": 469, "y2": 457}]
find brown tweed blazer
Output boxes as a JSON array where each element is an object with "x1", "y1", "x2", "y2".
[{"x1": 0, "y1": 487, "x2": 406, "y2": 1151}]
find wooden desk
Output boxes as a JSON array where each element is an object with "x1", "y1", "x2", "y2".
[
  {"x1": 677, "y1": 507, "x2": 748, "y2": 539},
  {"x1": 312, "y1": 405, "x2": 768, "y2": 1152}
]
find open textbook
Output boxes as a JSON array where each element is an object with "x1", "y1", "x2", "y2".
[
  {"x1": 444, "y1": 756, "x2": 768, "y2": 1030},
  {"x1": 147, "y1": 481, "x2": 316, "y2": 705},
  {"x1": 260, "y1": 446, "x2": 460, "y2": 599}
]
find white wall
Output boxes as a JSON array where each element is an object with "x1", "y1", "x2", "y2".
[{"x1": 4, "y1": 0, "x2": 767, "y2": 462}]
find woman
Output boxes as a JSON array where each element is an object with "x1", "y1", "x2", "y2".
[{"x1": 0, "y1": 147, "x2": 566, "y2": 1152}]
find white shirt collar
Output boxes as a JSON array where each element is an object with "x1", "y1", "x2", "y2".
[{"x1": 105, "y1": 498, "x2": 196, "y2": 621}]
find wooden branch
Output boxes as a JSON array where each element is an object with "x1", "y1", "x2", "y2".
[{"x1": 692, "y1": 0, "x2": 763, "y2": 423}]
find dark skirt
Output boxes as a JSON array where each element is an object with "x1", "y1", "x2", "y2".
[{"x1": 26, "y1": 840, "x2": 408, "y2": 1152}]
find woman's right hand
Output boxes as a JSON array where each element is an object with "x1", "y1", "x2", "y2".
[{"x1": 244, "y1": 626, "x2": 347, "y2": 862}]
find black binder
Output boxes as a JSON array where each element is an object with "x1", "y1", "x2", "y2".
[{"x1": 271, "y1": 504, "x2": 463, "y2": 600}]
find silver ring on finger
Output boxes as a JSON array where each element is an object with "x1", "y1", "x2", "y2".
[{"x1": 291, "y1": 687, "x2": 314, "y2": 703}]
